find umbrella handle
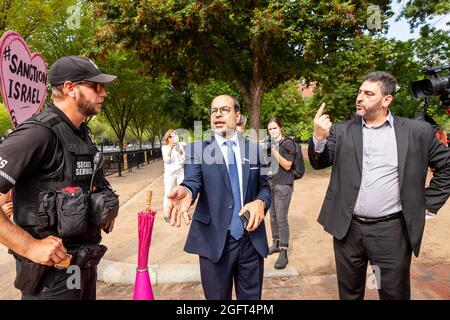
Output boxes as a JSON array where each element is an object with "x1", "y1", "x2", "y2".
[{"x1": 146, "y1": 191, "x2": 152, "y2": 210}]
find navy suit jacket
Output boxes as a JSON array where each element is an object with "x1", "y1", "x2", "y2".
[{"x1": 181, "y1": 134, "x2": 271, "y2": 263}]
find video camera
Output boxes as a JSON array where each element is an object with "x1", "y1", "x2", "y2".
[{"x1": 411, "y1": 65, "x2": 450, "y2": 114}]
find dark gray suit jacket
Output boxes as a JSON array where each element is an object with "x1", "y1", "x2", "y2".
[{"x1": 308, "y1": 115, "x2": 450, "y2": 256}]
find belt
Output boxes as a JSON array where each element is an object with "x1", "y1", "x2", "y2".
[{"x1": 352, "y1": 212, "x2": 402, "y2": 224}]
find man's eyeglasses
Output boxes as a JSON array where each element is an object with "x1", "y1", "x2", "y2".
[
  {"x1": 208, "y1": 106, "x2": 232, "y2": 116},
  {"x1": 74, "y1": 81, "x2": 105, "y2": 94}
]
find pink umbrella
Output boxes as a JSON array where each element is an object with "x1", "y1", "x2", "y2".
[{"x1": 133, "y1": 191, "x2": 156, "y2": 300}]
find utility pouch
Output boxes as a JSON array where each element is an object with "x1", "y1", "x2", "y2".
[
  {"x1": 72, "y1": 244, "x2": 107, "y2": 269},
  {"x1": 36, "y1": 191, "x2": 57, "y2": 232},
  {"x1": 89, "y1": 189, "x2": 119, "y2": 227},
  {"x1": 14, "y1": 258, "x2": 49, "y2": 295},
  {"x1": 56, "y1": 187, "x2": 88, "y2": 237}
]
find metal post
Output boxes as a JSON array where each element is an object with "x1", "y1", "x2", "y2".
[
  {"x1": 128, "y1": 153, "x2": 132, "y2": 173},
  {"x1": 118, "y1": 152, "x2": 122, "y2": 177}
]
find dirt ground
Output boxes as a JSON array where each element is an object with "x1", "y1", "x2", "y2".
[
  {"x1": 270, "y1": 163, "x2": 450, "y2": 274},
  {"x1": 103, "y1": 159, "x2": 450, "y2": 275},
  {"x1": 0, "y1": 158, "x2": 449, "y2": 300}
]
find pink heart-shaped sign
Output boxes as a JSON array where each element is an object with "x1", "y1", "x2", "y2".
[{"x1": 0, "y1": 31, "x2": 47, "y2": 128}]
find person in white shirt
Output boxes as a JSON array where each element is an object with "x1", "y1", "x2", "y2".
[{"x1": 162, "y1": 129, "x2": 185, "y2": 213}]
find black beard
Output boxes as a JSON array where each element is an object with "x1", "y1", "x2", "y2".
[{"x1": 77, "y1": 91, "x2": 99, "y2": 117}]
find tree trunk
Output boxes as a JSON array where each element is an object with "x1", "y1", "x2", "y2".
[
  {"x1": 247, "y1": 89, "x2": 263, "y2": 132},
  {"x1": 237, "y1": 34, "x2": 267, "y2": 134},
  {"x1": 238, "y1": 80, "x2": 264, "y2": 138},
  {"x1": 118, "y1": 133, "x2": 125, "y2": 152}
]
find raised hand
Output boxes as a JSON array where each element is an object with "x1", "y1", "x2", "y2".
[{"x1": 313, "y1": 103, "x2": 332, "y2": 141}]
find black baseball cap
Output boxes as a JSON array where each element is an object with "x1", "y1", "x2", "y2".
[{"x1": 49, "y1": 56, "x2": 117, "y2": 86}]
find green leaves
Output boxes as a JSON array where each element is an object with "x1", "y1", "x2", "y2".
[
  {"x1": 93, "y1": 0, "x2": 390, "y2": 129},
  {"x1": 0, "y1": 103, "x2": 13, "y2": 136},
  {"x1": 1, "y1": 1, "x2": 447, "y2": 138},
  {"x1": 401, "y1": 0, "x2": 450, "y2": 29}
]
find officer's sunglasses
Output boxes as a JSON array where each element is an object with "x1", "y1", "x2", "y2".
[{"x1": 73, "y1": 81, "x2": 105, "y2": 94}]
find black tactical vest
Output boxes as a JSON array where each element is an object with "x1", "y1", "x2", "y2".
[{"x1": 12, "y1": 110, "x2": 104, "y2": 246}]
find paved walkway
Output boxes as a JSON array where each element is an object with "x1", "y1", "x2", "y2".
[
  {"x1": 96, "y1": 263, "x2": 450, "y2": 300},
  {"x1": 0, "y1": 159, "x2": 449, "y2": 300}
]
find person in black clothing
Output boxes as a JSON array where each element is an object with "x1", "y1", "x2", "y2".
[
  {"x1": 266, "y1": 117, "x2": 296, "y2": 269},
  {"x1": 0, "y1": 56, "x2": 117, "y2": 300}
]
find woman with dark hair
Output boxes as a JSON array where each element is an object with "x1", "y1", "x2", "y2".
[
  {"x1": 266, "y1": 117, "x2": 296, "y2": 269},
  {"x1": 162, "y1": 129, "x2": 185, "y2": 213}
]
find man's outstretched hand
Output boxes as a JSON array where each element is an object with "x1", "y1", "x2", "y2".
[{"x1": 165, "y1": 186, "x2": 192, "y2": 227}]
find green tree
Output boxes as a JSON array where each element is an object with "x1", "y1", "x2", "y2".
[
  {"x1": 401, "y1": 0, "x2": 450, "y2": 29},
  {"x1": 0, "y1": 0, "x2": 89, "y2": 107},
  {"x1": 88, "y1": 116, "x2": 116, "y2": 144},
  {"x1": 146, "y1": 115, "x2": 179, "y2": 149},
  {"x1": 309, "y1": 35, "x2": 426, "y2": 122},
  {"x1": 0, "y1": 103, "x2": 13, "y2": 136},
  {"x1": 188, "y1": 79, "x2": 241, "y2": 125},
  {"x1": 93, "y1": 0, "x2": 392, "y2": 130},
  {"x1": 33, "y1": 1, "x2": 99, "y2": 65},
  {"x1": 128, "y1": 77, "x2": 178, "y2": 149},
  {"x1": 0, "y1": 0, "x2": 76, "y2": 42},
  {"x1": 0, "y1": 0, "x2": 95, "y2": 68},
  {"x1": 414, "y1": 26, "x2": 450, "y2": 65},
  {"x1": 97, "y1": 51, "x2": 146, "y2": 151},
  {"x1": 262, "y1": 80, "x2": 302, "y2": 133}
]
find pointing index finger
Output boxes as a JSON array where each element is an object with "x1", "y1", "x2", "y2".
[{"x1": 315, "y1": 103, "x2": 326, "y2": 119}]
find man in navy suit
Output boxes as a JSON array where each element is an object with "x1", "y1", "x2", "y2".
[{"x1": 165, "y1": 95, "x2": 271, "y2": 300}]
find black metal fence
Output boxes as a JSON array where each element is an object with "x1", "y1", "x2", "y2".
[{"x1": 102, "y1": 148, "x2": 162, "y2": 176}]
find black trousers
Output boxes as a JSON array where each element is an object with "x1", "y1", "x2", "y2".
[
  {"x1": 199, "y1": 233, "x2": 264, "y2": 300},
  {"x1": 333, "y1": 215, "x2": 412, "y2": 300},
  {"x1": 21, "y1": 266, "x2": 97, "y2": 300}
]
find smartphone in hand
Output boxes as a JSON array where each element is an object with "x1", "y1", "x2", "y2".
[{"x1": 240, "y1": 210, "x2": 250, "y2": 229}]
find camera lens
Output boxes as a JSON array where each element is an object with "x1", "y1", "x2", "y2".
[{"x1": 411, "y1": 76, "x2": 450, "y2": 98}]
